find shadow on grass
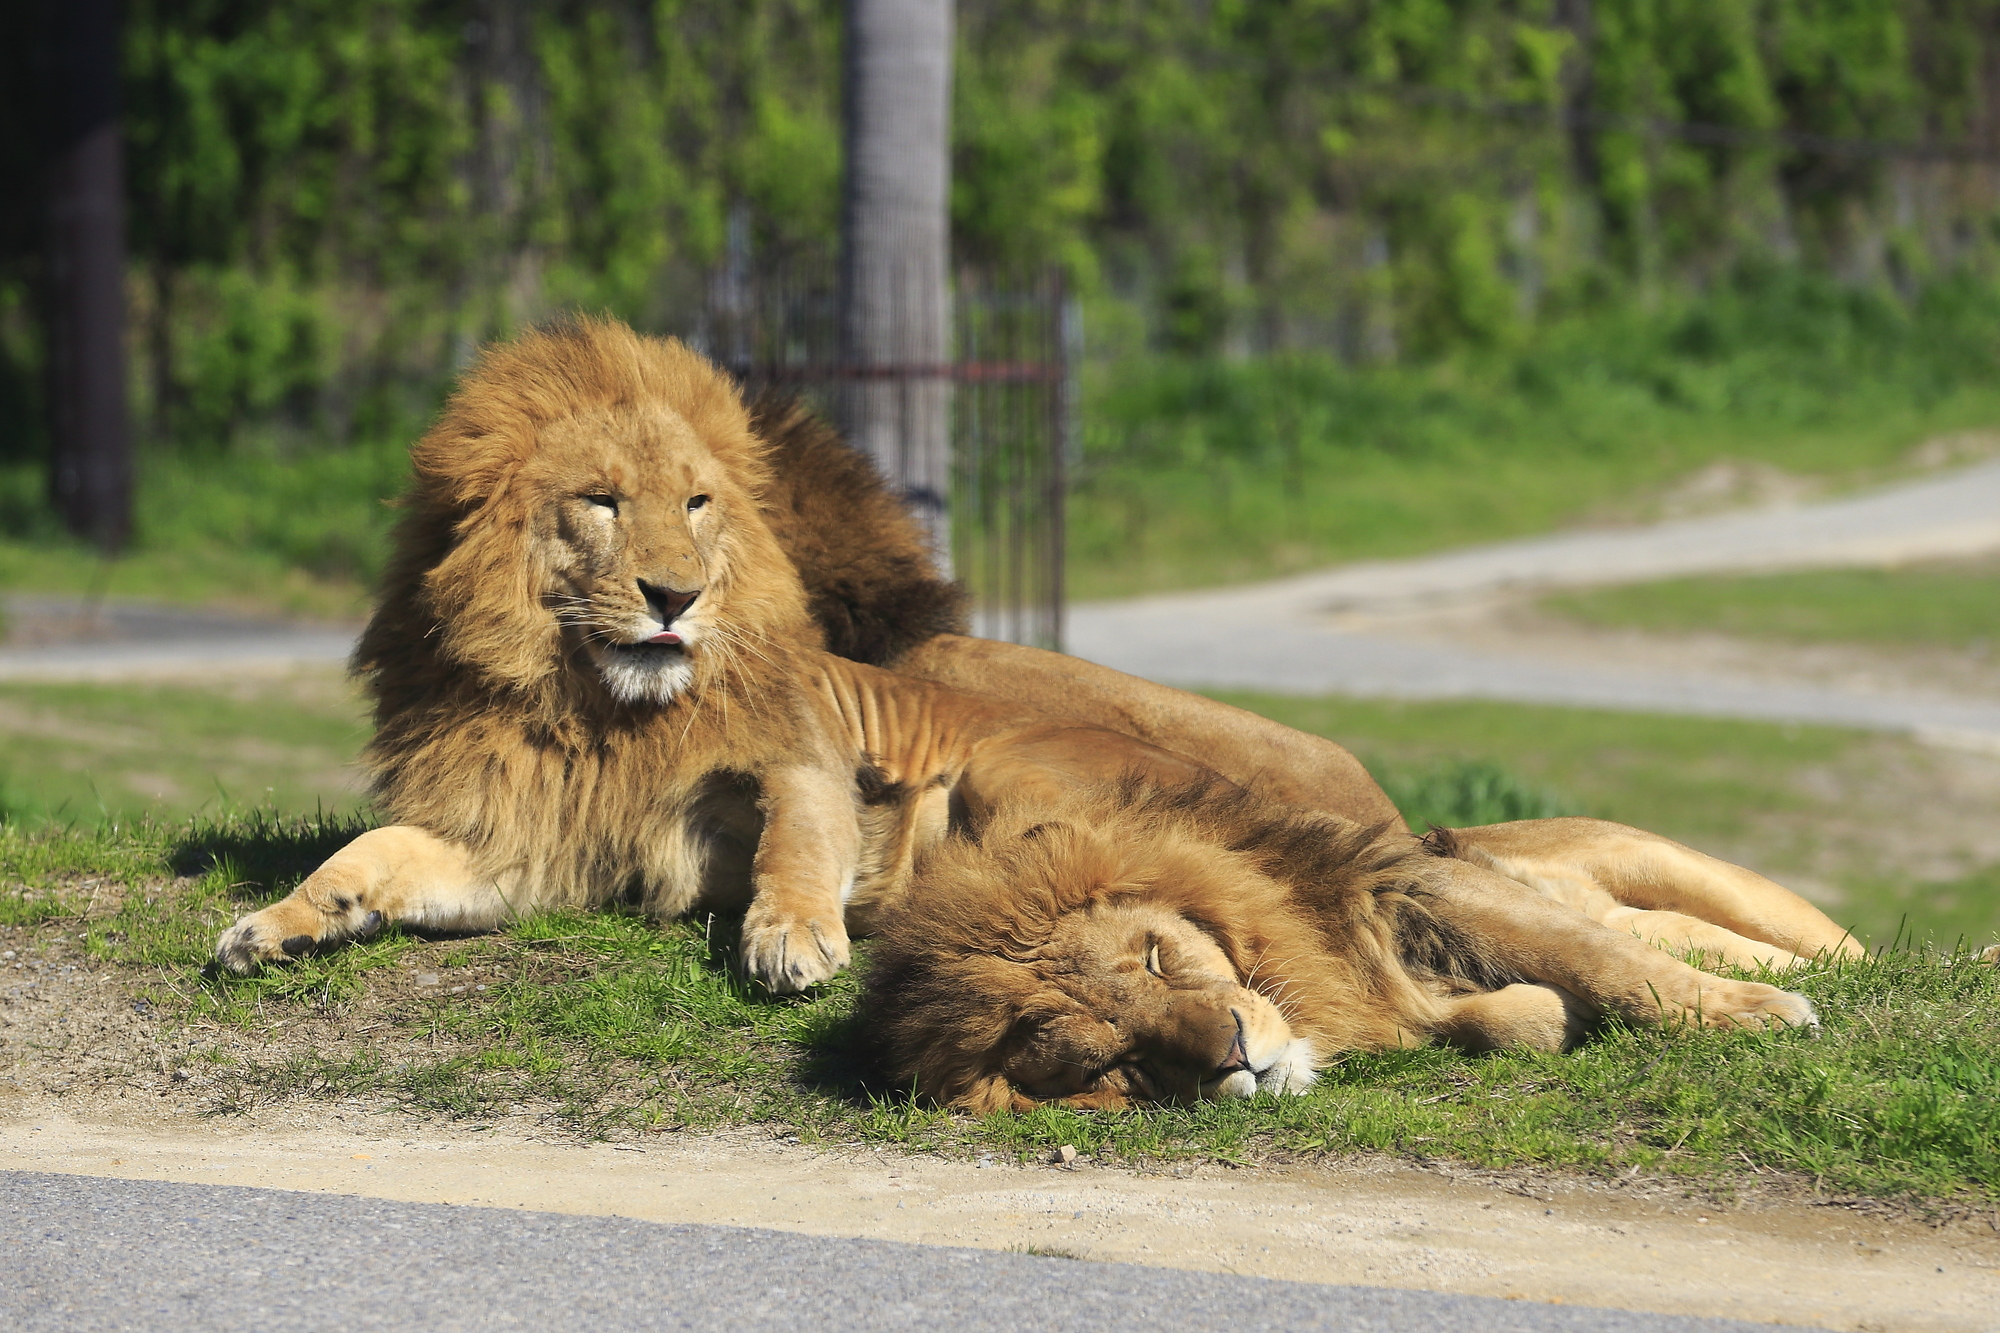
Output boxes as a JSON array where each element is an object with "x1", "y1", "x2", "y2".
[
  {"x1": 793, "y1": 1005, "x2": 902, "y2": 1107},
  {"x1": 693, "y1": 904, "x2": 905, "y2": 1108},
  {"x1": 170, "y1": 808, "x2": 375, "y2": 901}
]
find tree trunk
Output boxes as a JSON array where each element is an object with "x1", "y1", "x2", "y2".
[
  {"x1": 44, "y1": 0, "x2": 131, "y2": 552},
  {"x1": 839, "y1": 0, "x2": 953, "y2": 566}
]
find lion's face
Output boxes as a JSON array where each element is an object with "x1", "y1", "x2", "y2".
[
  {"x1": 526, "y1": 406, "x2": 743, "y2": 704},
  {"x1": 997, "y1": 900, "x2": 1318, "y2": 1107}
]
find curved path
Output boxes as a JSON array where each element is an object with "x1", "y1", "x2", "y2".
[
  {"x1": 5, "y1": 1113, "x2": 1986, "y2": 1331},
  {"x1": 1069, "y1": 459, "x2": 2000, "y2": 746}
]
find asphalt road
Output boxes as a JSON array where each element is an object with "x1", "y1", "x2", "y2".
[
  {"x1": 1069, "y1": 458, "x2": 2000, "y2": 745},
  {"x1": 0, "y1": 1170, "x2": 1815, "y2": 1333}
]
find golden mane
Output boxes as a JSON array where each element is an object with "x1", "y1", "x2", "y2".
[
  {"x1": 751, "y1": 397, "x2": 968, "y2": 667},
  {"x1": 357, "y1": 319, "x2": 796, "y2": 702}
]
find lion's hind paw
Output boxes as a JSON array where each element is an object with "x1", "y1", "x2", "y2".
[{"x1": 1702, "y1": 982, "x2": 1819, "y2": 1034}]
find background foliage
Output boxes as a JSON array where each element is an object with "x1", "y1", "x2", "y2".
[
  {"x1": 5, "y1": 1, "x2": 2000, "y2": 582},
  {"x1": 8, "y1": 2, "x2": 2000, "y2": 447}
]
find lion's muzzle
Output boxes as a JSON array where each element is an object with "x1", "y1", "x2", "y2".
[
  {"x1": 1199, "y1": 1010, "x2": 1258, "y2": 1099},
  {"x1": 639, "y1": 580, "x2": 699, "y2": 633}
]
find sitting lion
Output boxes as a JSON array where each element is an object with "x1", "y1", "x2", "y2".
[{"x1": 866, "y1": 779, "x2": 1836, "y2": 1112}]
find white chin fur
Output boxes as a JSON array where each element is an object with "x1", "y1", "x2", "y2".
[
  {"x1": 1206, "y1": 1070, "x2": 1259, "y2": 1100},
  {"x1": 593, "y1": 647, "x2": 694, "y2": 704},
  {"x1": 1255, "y1": 1039, "x2": 1320, "y2": 1096}
]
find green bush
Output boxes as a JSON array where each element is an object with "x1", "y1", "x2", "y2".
[{"x1": 1378, "y1": 760, "x2": 1578, "y2": 832}]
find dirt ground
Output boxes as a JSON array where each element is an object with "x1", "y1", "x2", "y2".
[{"x1": 6, "y1": 923, "x2": 2000, "y2": 1333}]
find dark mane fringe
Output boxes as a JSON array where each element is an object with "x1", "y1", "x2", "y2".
[
  {"x1": 751, "y1": 396, "x2": 968, "y2": 666},
  {"x1": 1106, "y1": 775, "x2": 1521, "y2": 991}
]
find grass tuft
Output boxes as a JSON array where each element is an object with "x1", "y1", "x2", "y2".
[
  {"x1": 1543, "y1": 559, "x2": 2000, "y2": 651},
  {"x1": 1378, "y1": 759, "x2": 1578, "y2": 832}
]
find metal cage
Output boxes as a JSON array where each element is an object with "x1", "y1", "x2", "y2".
[{"x1": 690, "y1": 252, "x2": 1073, "y2": 651}]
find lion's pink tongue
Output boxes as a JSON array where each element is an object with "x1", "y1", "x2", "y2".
[{"x1": 646, "y1": 631, "x2": 683, "y2": 646}]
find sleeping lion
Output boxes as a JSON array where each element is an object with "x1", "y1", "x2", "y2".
[
  {"x1": 213, "y1": 317, "x2": 1858, "y2": 1016},
  {"x1": 867, "y1": 780, "x2": 1842, "y2": 1112}
]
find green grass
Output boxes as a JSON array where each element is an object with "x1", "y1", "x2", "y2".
[
  {"x1": 7, "y1": 811, "x2": 1998, "y2": 1201},
  {"x1": 1228, "y1": 693, "x2": 1852, "y2": 850},
  {"x1": 0, "y1": 672, "x2": 372, "y2": 823},
  {"x1": 1544, "y1": 559, "x2": 2000, "y2": 650},
  {"x1": 1072, "y1": 271, "x2": 2000, "y2": 597},
  {"x1": 0, "y1": 438, "x2": 405, "y2": 619},
  {"x1": 2, "y1": 671, "x2": 1989, "y2": 945},
  {"x1": 4, "y1": 675, "x2": 1991, "y2": 948}
]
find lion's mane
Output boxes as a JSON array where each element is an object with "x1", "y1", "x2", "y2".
[{"x1": 751, "y1": 397, "x2": 967, "y2": 667}]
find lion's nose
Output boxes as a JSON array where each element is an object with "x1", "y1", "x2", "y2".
[
  {"x1": 639, "y1": 580, "x2": 699, "y2": 627},
  {"x1": 1211, "y1": 1010, "x2": 1252, "y2": 1079}
]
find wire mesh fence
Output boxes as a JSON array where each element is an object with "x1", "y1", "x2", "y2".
[{"x1": 687, "y1": 247, "x2": 1073, "y2": 651}]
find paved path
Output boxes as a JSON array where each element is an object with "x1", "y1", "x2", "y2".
[
  {"x1": 1069, "y1": 459, "x2": 2000, "y2": 745},
  {"x1": 0, "y1": 1171, "x2": 1813, "y2": 1333},
  {"x1": 9, "y1": 1112, "x2": 1983, "y2": 1330},
  {"x1": 0, "y1": 597, "x2": 351, "y2": 681}
]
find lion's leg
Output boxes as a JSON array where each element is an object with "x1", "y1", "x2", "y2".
[
  {"x1": 1433, "y1": 983, "x2": 1593, "y2": 1053},
  {"x1": 740, "y1": 763, "x2": 862, "y2": 994},
  {"x1": 1596, "y1": 906, "x2": 1806, "y2": 972},
  {"x1": 214, "y1": 825, "x2": 513, "y2": 973},
  {"x1": 1444, "y1": 817, "x2": 1862, "y2": 962},
  {"x1": 951, "y1": 725, "x2": 1218, "y2": 830},
  {"x1": 1422, "y1": 858, "x2": 1819, "y2": 1033}
]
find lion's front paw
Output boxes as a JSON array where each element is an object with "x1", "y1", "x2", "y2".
[
  {"x1": 213, "y1": 901, "x2": 383, "y2": 975},
  {"x1": 740, "y1": 911, "x2": 850, "y2": 994},
  {"x1": 1697, "y1": 981, "x2": 1820, "y2": 1033},
  {"x1": 215, "y1": 910, "x2": 316, "y2": 975}
]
